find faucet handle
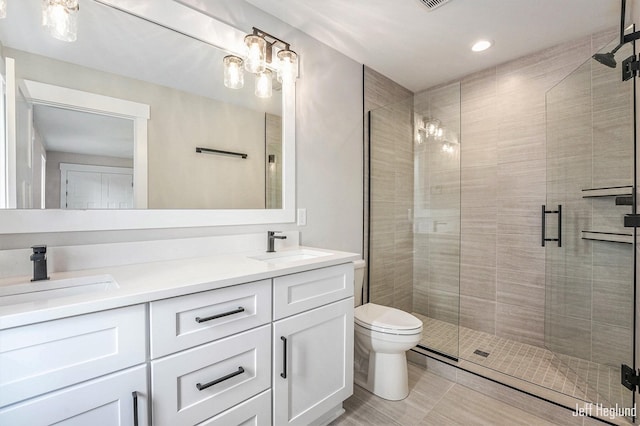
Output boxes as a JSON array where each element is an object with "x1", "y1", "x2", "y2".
[{"x1": 31, "y1": 245, "x2": 47, "y2": 254}]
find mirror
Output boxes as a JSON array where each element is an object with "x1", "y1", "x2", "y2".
[
  {"x1": 0, "y1": 0, "x2": 287, "y2": 211},
  {"x1": 0, "y1": 0, "x2": 295, "y2": 233}
]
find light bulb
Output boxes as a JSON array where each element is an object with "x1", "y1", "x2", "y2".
[
  {"x1": 277, "y1": 49, "x2": 298, "y2": 85},
  {"x1": 0, "y1": 0, "x2": 7, "y2": 19},
  {"x1": 223, "y1": 55, "x2": 244, "y2": 89},
  {"x1": 42, "y1": 0, "x2": 79, "y2": 42},
  {"x1": 255, "y1": 69, "x2": 273, "y2": 98},
  {"x1": 244, "y1": 34, "x2": 266, "y2": 73}
]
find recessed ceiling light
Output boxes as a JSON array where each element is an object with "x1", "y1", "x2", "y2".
[{"x1": 471, "y1": 40, "x2": 492, "y2": 52}]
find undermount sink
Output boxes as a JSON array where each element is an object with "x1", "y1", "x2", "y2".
[
  {"x1": 0, "y1": 274, "x2": 119, "y2": 307},
  {"x1": 249, "y1": 249, "x2": 332, "y2": 264}
]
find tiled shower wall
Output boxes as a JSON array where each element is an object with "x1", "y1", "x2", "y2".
[
  {"x1": 545, "y1": 34, "x2": 634, "y2": 368},
  {"x1": 364, "y1": 67, "x2": 414, "y2": 312},
  {"x1": 456, "y1": 28, "x2": 619, "y2": 348},
  {"x1": 366, "y1": 28, "x2": 629, "y2": 355}
]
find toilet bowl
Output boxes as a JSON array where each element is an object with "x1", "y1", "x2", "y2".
[{"x1": 352, "y1": 260, "x2": 423, "y2": 401}]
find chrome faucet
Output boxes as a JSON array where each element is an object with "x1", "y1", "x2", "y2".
[
  {"x1": 267, "y1": 231, "x2": 287, "y2": 253},
  {"x1": 30, "y1": 245, "x2": 50, "y2": 282}
]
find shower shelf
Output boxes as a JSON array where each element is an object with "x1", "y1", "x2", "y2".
[
  {"x1": 581, "y1": 185, "x2": 633, "y2": 198},
  {"x1": 581, "y1": 230, "x2": 633, "y2": 244}
]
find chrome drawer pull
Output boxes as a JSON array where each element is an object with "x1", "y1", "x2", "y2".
[
  {"x1": 196, "y1": 366, "x2": 245, "y2": 391},
  {"x1": 195, "y1": 307, "x2": 245, "y2": 323}
]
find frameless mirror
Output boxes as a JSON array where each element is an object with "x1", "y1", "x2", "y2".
[{"x1": 0, "y1": 0, "x2": 295, "y2": 233}]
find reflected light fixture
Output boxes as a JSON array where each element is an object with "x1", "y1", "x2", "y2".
[
  {"x1": 224, "y1": 27, "x2": 298, "y2": 97},
  {"x1": 223, "y1": 55, "x2": 244, "y2": 89},
  {"x1": 0, "y1": 0, "x2": 6, "y2": 19},
  {"x1": 42, "y1": 0, "x2": 79, "y2": 42}
]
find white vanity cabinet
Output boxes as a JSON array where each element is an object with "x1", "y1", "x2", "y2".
[
  {"x1": 0, "y1": 305, "x2": 148, "y2": 425},
  {"x1": 0, "y1": 258, "x2": 357, "y2": 426},
  {"x1": 272, "y1": 264, "x2": 355, "y2": 426}
]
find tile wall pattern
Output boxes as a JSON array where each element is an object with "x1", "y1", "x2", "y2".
[
  {"x1": 364, "y1": 67, "x2": 414, "y2": 312},
  {"x1": 545, "y1": 32, "x2": 634, "y2": 369}
]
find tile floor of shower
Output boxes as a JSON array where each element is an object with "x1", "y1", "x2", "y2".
[{"x1": 412, "y1": 313, "x2": 632, "y2": 412}]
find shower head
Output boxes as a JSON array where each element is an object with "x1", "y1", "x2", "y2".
[
  {"x1": 593, "y1": 52, "x2": 617, "y2": 68},
  {"x1": 592, "y1": 43, "x2": 623, "y2": 68}
]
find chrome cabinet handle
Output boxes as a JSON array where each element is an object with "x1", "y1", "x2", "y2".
[
  {"x1": 132, "y1": 391, "x2": 139, "y2": 426},
  {"x1": 195, "y1": 307, "x2": 245, "y2": 323},
  {"x1": 196, "y1": 366, "x2": 245, "y2": 391},
  {"x1": 280, "y1": 336, "x2": 287, "y2": 379}
]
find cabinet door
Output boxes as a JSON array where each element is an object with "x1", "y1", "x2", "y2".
[
  {"x1": 0, "y1": 365, "x2": 148, "y2": 426},
  {"x1": 273, "y1": 297, "x2": 354, "y2": 426}
]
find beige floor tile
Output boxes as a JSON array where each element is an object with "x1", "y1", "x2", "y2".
[{"x1": 419, "y1": 385, "x2": 558, "y2": 426}]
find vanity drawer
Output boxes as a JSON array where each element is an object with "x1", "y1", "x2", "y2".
[
  {"x1": 273, "y1": 263, "x2": 354, "y2": 319},
  {"x1": 151, "y1": 324, "x2": 271, "y2": 426},
  {"x1": 150, "y1": 279, "x2": 271, "y2": 358},
  {"x1": 199, "y1": 389, "x2": 271, "y2": 426},
  {"x1": 0, "y1": 305, "x2": 146, "y2": 407}
]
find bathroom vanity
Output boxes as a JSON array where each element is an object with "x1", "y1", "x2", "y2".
[{"x1": 0, "y1": 247, "x2": 358, "y2": 426}]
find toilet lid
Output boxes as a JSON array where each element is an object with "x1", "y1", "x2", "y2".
[{"x1": 354, "y1": 303, "x2": 423, "y2": 335}]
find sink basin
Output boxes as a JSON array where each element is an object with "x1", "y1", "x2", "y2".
[
  {"x1": 249, "y1": 249, "x2": 332, "y2": 265},
  {"x1": 0, "y1": 274, "x2": 119, "y2": 307}
]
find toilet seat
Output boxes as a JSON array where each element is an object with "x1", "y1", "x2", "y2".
[{"x1": 355, "y1": 303, "x2": 422, "y2": 335}]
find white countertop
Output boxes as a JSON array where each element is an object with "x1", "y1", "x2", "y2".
[{"x1": 0, "y1": 246, "x2": 360, "y2": 330}]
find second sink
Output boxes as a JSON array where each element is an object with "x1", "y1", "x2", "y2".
[
  {"x1": 0, "y1": 274, "x2": 119, "y2": 307},
  {"x1": 249, "y1": 249, "x2": 331, "y2": 265}
]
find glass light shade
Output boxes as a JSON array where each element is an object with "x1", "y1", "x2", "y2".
[
  {"x1": 244, "y1": 34, "x2": 267, "y2": 73},
  {"x1": 276, "y1": 49, "x2": 298, "y2": 85},
  {"x1": 42, "y1": 0, "x2": 79, "y2": 42},
  {"x1": 255, "y1": 69, "x2": 273, "y2": 98},
  {"x1": 0, "y1": 0, "x2": 7, "y2": 19},
  {"x1": 223, "y1": 55, "x2": 244, "y2": 89}
]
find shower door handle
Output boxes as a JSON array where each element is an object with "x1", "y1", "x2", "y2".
[{"x1": 541, "y1": 205, "x2": 562, "y2": 247}]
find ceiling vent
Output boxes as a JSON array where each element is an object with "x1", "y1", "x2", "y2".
[{"x1": 418, "y1": 0, "x2": 452, "y2": 11}]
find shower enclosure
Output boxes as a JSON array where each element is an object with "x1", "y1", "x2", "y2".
[{"x1": 367, "y1": 31, "x2": 636, "y2": 419}]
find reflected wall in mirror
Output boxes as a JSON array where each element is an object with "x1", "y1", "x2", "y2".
[{"x1": 0, "y1": 0, "x2": 283, "y2": 210}]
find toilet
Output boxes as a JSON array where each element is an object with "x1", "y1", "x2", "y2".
[{"x1": 352, "y1": 260, "x2": 423, "y2": 401}]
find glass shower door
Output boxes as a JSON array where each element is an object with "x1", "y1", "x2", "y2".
[
  {"x1": 545, "y1": 35, "x2": 635, "y2": 415},
  {"x1": 367, "y1": 85, "x2": 461, "y2": 360}
]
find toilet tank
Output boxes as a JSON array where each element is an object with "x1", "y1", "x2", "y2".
[{"x1": 353, "y1": 259, "x2": 366, "y2": 307}]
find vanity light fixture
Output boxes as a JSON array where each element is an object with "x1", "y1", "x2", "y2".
[
  {"x1": 223, "y1": 27, "x2": 298, "y2": 97},
  {"x1": 42, "y1": 0, "x2": 80, "y2": 42},
  {"x1": 0, "y1": 0, "x2": 7, "y2": 19}
]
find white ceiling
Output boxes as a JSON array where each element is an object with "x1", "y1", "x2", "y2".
[
  {"x1": 246, "y1": 0, "x2": 622, "y2": 92},
  {"x1": 33, "y1": 105, "x2": 134, "y2": 159}
]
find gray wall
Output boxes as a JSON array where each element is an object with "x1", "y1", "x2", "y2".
[{"x1": 0, "y1": 0, "x2": 363, "y2": 256}]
